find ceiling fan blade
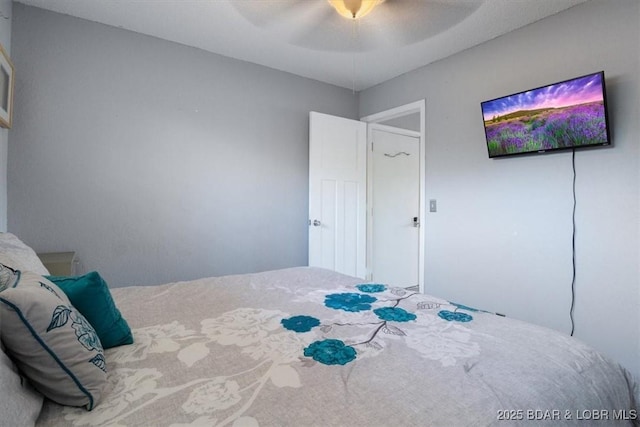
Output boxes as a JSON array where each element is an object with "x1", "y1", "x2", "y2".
[
  {"x1": 287, "y1": 7, "x2": 356, "y2": 51},
  {"x1": 230, "y1": 0, "x2": 484, "y2": 52},
  {"x1": 362, "y1": 0, "x2": 483, "y2": 46},
  {"x1": 230, "y1": 0, "x2": 325, "y2": 30}
]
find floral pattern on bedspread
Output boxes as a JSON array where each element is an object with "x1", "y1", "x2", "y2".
[
  {"x1": 57, "y1": 279, "x2": 480, "y2": 426},
  {"x1": 282, "y1": 284, "x2": 480, "y2": 367},
  {"x1": 61, "y1": 308, "x2": 313, "y2": 426},
  {"x1": 38, "y1": 267, "x2": 635, "y2": 427}
]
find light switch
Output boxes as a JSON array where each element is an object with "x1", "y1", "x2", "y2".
[{"x1": 429, "y1": 199, "x2": 437, "y2": 212}]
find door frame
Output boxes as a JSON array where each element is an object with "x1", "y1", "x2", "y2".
[{"x1": 361, "y1": 100, "x2": 426, "y2": 293}]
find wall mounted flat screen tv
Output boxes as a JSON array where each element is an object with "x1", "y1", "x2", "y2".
[{"x1": 481, "y1": 71, "x2": 611, "y2": 158}]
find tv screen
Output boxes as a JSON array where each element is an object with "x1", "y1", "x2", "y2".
[{"x1": 481, "y1": 71, "x2": 611, "y2": 158}]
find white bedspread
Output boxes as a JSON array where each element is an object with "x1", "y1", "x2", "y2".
[{"x1": 36, "y1": 267, "x2": 638, "y2": 426}]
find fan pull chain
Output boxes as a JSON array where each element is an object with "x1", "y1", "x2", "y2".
[{"x1": 351, "y1": 19, "x2": 359, "y2": 94}]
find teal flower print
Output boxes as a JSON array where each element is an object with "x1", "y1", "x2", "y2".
[
  {"x1": 71, "y1": 313, "x2": 103, "y2": 351},
  {"x1": 325, "y1": 293, "x2": 376, "y2": 312},
  {"x1": 374, "y1": 307, "x2": 416, "y2": 322},
  {"x1": 281, "y1": 315, "x2": 320, "y2": 333},
  {"x1": 356, "y1": 284, "x2": 386, "y2": 293},
  {"x1": 438, "y1": 310, "x2": 473, "y2": 323},
  {"x1": 304, "y1": 339, "x2": 357, "y2": 365}
]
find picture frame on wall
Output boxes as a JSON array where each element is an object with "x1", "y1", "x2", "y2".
[{"x1": 0, "y1": 43, "x2": 14, "y2": 129}]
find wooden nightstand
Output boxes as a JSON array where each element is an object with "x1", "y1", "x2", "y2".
[{"x1": 37, "y1": 252, "x2": 79, "y2": 276}]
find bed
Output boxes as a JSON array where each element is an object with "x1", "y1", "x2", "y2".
[{"x1": 0, "y1": 234, "x2": 638, "y2": 426}]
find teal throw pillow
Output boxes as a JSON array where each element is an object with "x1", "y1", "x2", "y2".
[{"x1": 46, "y1": 271, "x2": 133, "y2": 349}]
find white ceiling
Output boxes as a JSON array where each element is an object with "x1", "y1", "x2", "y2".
[{"x1": 15, "y1": 0, "x2": 589, "y2": 91}]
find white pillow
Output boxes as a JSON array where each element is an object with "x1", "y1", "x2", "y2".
[
  {"x1": 0, "y1": 233, "x2": 49, "y2": 275},
  {"x1": 0, "y1": 313, "x2": 44, "y2": 426}
]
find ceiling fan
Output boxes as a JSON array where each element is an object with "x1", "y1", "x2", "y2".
[{"x1": 229, "y1": 0, "x2": 484, "y2": 52}]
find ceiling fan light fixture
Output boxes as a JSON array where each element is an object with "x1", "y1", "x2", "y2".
[{"x1": 328, "y1": 0, "x2": 384, "y2": 20}]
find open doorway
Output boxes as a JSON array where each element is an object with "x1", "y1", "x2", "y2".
[{"x1": 361, "y1": 100, "x2": 426, "y2": 293}]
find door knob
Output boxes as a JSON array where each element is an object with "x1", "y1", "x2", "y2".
[
  {"x1": 310, "y1": 219, "x2": 321, "y2": 227},
  {"x1": 413, "y1": 217, "x2": 420, "y2": 227}
]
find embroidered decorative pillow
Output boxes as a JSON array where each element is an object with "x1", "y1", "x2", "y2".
[
  {"x1": 47, "y1": 271, "x2": 134, "y2": 349},
  {"x1": 0, "y1": 233, "x2": 50, "y2": 275},
  {"x1": 0, "y1": 267, "x2": 107, "y2": 410}
]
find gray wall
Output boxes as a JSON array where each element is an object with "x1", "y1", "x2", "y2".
[
  {"x1": 9, "y1": 4, "x2": 358, "y2": 286},
  {"x1": 0, "y1": 0, "x2": 10, "y2": 232},
  {"x1": 360, "y1": 0, "x2": 639, "y2": 379}
]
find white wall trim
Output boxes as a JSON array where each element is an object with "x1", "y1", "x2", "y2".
[
  {"x1": 366, "y1": 123, "x2": 421, "y2": 138},
  {"x1": 360, "y1": 99, "x2": 425, "y2": 123}
]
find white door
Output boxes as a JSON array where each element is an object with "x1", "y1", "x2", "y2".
[
  {"x1": 370, "y1": 127, "x2": 420, "y2": 287},
  {"x1": 308, "y1": 112, "x2": 367, "y2": 278}
]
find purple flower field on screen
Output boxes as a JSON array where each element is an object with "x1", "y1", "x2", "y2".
[{"x1": 484, "y1": 101, "x2": 607, "y2": 156}]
